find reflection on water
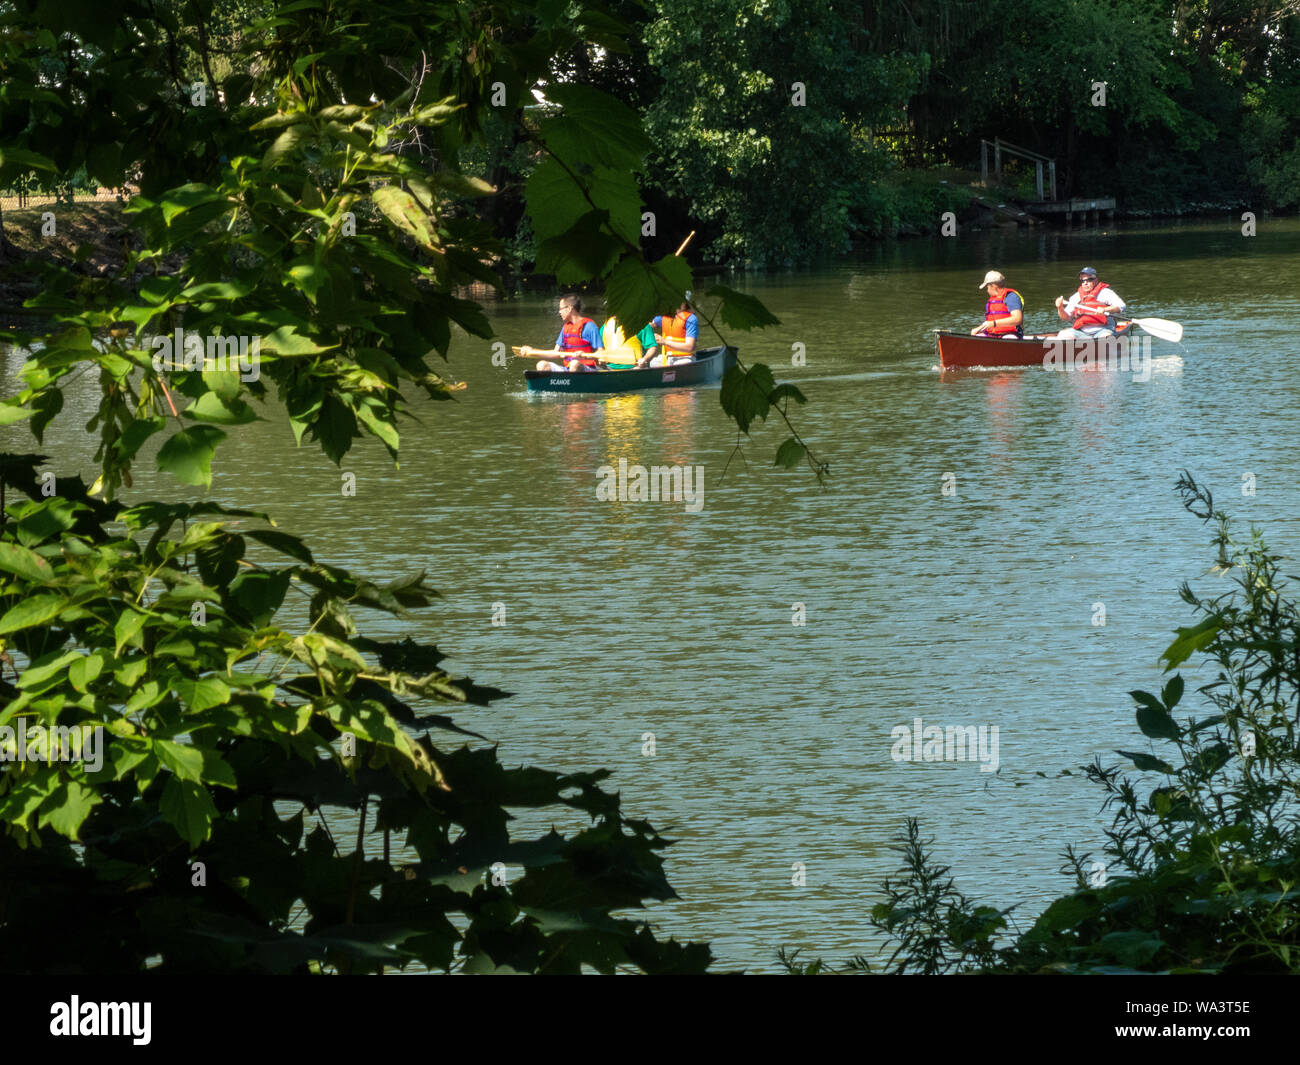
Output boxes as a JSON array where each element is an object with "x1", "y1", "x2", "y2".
[{"x1": 5, "y1": 219, "x2": 1300, "y2": 970}]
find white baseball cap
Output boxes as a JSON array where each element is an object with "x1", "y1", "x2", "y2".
[{"x1": 977, "y1": 270, "x2": 1006, "y2": 288}]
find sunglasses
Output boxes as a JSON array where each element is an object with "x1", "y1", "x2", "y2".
[{"x1": 1078, "y1": 277, "x2": 1096, "y2": 283}]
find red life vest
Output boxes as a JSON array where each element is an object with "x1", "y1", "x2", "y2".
[
  {"x1": 1071, "y1": 282, "x2": 1113, "y2": 329},
  {"x1": 984, "y1": 288, "x2": 1023, "y2": 337},
  {"x1": 560, "y1": 316, "x2": 599, "y2": 367}
]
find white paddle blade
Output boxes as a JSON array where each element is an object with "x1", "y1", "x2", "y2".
[{"x1": 1133, "y1": 317, "x2": 1183, "y2": 343}]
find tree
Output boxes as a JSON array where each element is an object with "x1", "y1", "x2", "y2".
[
  {"x1": 0, "y1": 0, "x2": 746, "y2": 974},
  {"x1": 641, "y1": 0, "x2": 923, "y2": 264}
]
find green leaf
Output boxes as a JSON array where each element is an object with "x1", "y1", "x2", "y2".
[
  {"x1": 1161, "y1": 674, "x2": 1185, "y2": 709},
  {"x1": 200, "y1": 748, "x2": 238, "y2": 789},
  {"x1": 159, "y1": 183, "x2": 224, "y2": 225},
  {"x1": 0, "y1": 401, "x2": 35, "y2": 427},
  {"x1": 774, "y1": 437, "x2": 806, "y2": 468},
  {"x1": 160, "y1": 777, "x2": 218, "y2": 847},
  {"x1": 707, "y1": 285, "x2": 782, "y2": 330},
  {"x1": 114, "y1": 608, "x2": 148, "y2": 654},
  {"x1": 0, "y1": 542, "x2": 56, "y2": 583},
  {"x1": 16, "y1": 498, "x2": 80, "y2": 546},
  {"x1": 768, "y1": 383, "x2": 807, "y2": 407},
  {"x1": 1135, "y1": 704, "x2": 1181, "y2": 741},
  {"x1": 173, "y1": 676, "x2": 232, "y2": 712},
  {"x1": 373, "y1": 186, "x2": 435, "y2": 249},
  {"x1": 69, "y1": 653, "x2": 106, "y2": 692},
  {"x1": 603, "y1": 254, "x2": 693, "y2": 340},
  {"x1": 720, "y1": 363, "x2": 776, "y2": 434},
  {"x1": 355, "y1": 403, "x2": 400, "y2": 453},
  {"x1": 261, "y1": 325, "x2": 334, "y2": 356},
  {"x1": 229, "y1": 570, "x2": 292, "y2": 626},
  {"x1": 0, "y1": 594, "x2": 67, "y2": 634},
  {"x1": 180, "y1": 279, "x2": 254, "y2": 301},
  {"x1": 1116, "y1": 749, "x2": 1176, "y2": 774},
  {"x1": 540, "y1": 84, "x2": 652, "y2": 172},
  {"x1": 1161, "y1": 616, "x2": 1222, "y2": 670},
  {"x1": 17, "y1": 650, "x2": 81, "y2": 689},
  {"x1": 37, "y1": 780, "x2": 101, "y2": 841},
  {"x1": 157, "y1": 426, "x2": 227, "y2": 488},
  {"x1": 184, "y1": 392, "x2": 258, "y2": 425},
  {"x1": 243, "y1": 529, "x2": 314, "y2": 565},
  {"x1": 534, "y1": 210, "x2": 624, "y2": 282},
  {"x1": 0, "y1": 146, "x2": 58, "y2": 174},
  {"x1": 526, "y1": 158, "x2": 614, "y2": 245},
  {"x1": 262, "y1": 124, "x2": 310, "y2": 169},
  {"x1": 156, "y1": 739, "x2": 204, "y2": 782},
  {"x1": 287, "y1": 260, "x2": 331, "y2": 304}
]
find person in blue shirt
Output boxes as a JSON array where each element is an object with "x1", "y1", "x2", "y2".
[
  {"x1": 971, "y1": 271, "x2": 1024, "y2": 339},
  {"x1": 636, "y1": 299, "x2": 698, "y2": 367},
  {"x1": 521, "y1": 294, "x2": 604, "y2": 371}
]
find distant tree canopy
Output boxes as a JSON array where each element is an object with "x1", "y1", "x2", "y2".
[{"x1": 462, "y1": 0, "x2": 1300, "y2": 264}]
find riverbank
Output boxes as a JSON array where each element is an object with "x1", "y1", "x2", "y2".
[{"x1": 0, "y1": 202, "x2": 141, "y2": 320}]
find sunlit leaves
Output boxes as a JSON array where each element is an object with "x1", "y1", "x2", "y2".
[
  {"x1": 0, "y1": 2, "x2": 714, "y2": 978},
  {"x1": 0, "y1": 594, "x2": 67, "y2": 634},
  {"x1": 160, "y1": 777, "x2": 218, "y2": 847},
  {"x1": 373, "y1": 186, "x2": 437, "y2": 250},
  {"x1": 1161, "y1": 616, "x2": 1222, "y2": 671}
]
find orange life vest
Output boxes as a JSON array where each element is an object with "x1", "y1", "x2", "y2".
[
  {"x1": 1071, "y1": 282, "x2": 1113, "y2": 329},
  {"x1": 560, "y1": 316, "x2": 600, "y2": 367},
  {"x1": 984, "y1": 288, "x2": 1024, "y2": 337},
  {"x1": 660, "y1": 310, "x2": 694, "y2": 342}
]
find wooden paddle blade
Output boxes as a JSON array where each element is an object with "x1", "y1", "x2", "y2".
[{"x1": 1132, "y1": 317, "x2": 1183, "y2": 343}]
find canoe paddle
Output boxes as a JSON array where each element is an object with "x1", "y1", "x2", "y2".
[
  {"x1": 1111, "y1": 314, "x2": 1182, "y2": 343},
  {"x1": 510, "y1": 346, "x2": 633, "y2": 367}
]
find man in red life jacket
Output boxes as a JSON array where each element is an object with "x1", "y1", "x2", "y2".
[
  {"x1": 971, "y1": 271, "x2": 1024, "y2": 338},
  {"x1": 1054, "y1": 267, "x2": 1126, "y2": 338},
  {"x1": 521, "y1": 293, "x2": 604, "y2": 371}
]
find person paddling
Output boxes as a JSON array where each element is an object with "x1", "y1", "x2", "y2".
[
  {"x1": 636, "y1": 297, "x2": 698, "y2": 368},
  {"x1": 521, "y1": 293, "x2": 604, "y2": 371},
  {"x1": 972, "y1": 271, "x2": 1024, "y2": 339},
  {"x1": 1055, "y1": 267, "x2": 1126, "y2": 338}
]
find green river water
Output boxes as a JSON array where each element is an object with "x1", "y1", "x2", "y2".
[{"x1": 6, "y1": 216, "x2": 1300, "y2": 971}]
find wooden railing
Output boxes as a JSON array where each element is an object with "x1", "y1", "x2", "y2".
[{"x1": 979, "y1": 138, "x2": 1056, "y2": 202}]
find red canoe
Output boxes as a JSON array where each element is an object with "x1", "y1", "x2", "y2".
[{"x1": 935, "y1": 322, "x2": 1136, "y2": 370}]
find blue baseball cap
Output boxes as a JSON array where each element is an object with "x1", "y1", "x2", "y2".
[{"x1": 1078, "y1": 266, "x2": 1098, "y2": 277}]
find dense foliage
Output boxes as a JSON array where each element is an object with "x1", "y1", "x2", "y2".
[
  {"x1": 0, "y1": 0, "x2": 815, "y2": 973},
  {"x1": 791, "y1": 475, "x2": 1300, "y2": 974},
  {"x1": 467, "y1": 0, "x2": 1300, "y2": 264},
  {"x1": 0, "y1": 456, "x2": 709, "y2": 973}
]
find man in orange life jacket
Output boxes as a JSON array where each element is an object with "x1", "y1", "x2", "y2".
[
  {"x1": 636, "y1": 298, "x2": 697, "y2": 368},
  {"x1": 1055, "y1": 266, "x2": 1126, "y2": 338},
  {"x1": 521, "y1": 293, "x2": 604, "y2": 371},
  {"x1": 971, "y1": 271, "x2": 1024, "y2": 338}
]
